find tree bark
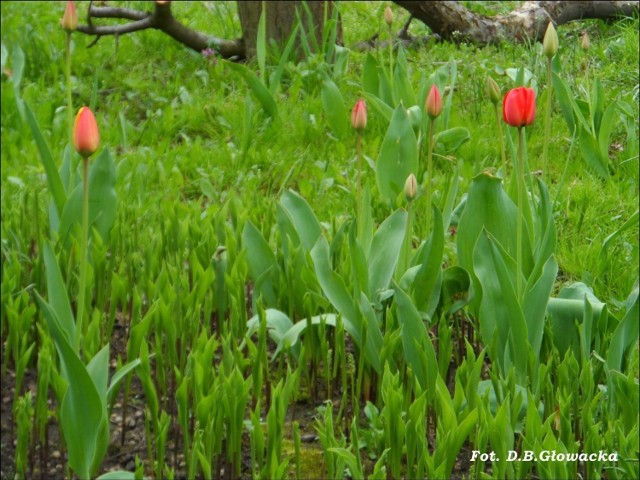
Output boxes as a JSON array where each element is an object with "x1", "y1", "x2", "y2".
[
  {"x1": 78, "y1": 1, "x2": 245, "y2": 58},
  {"x1": 392, "y1": 1, "x2": 639, "y2": 44},
  {"x1": 237, "y1": 1, "x2": 341, "y2": 60}
]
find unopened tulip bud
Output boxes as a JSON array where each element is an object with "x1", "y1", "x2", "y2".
[
  {"x1": 60, "y1": 0, "x2": 78, "y2": 32},
  {"x1": 73, "y1": 107, "x2": 100, "y2": 157},
  {"x1": 543, "y1": 22, "x2": 558, "y2": 59},
  {"x1": 485, "y1": 76, "x2": 501, "y2": 105},
  {"x1": 404, "y1": 173, "x2": 417, "y2": 201},
  {"x1": 425, "y1": 84, "x2": 442, "y2": 119},
  {"x1": 581, "y1": 31, "x2": 590, "y2": 51},
  {"x1": 384, "y1": 6, "x2": 393, "y2": 27},
  {"x1": 351, "y1": 99, "x2": 367, "y2": 131}
]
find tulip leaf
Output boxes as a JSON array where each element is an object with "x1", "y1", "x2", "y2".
[
  {"x1": 607, "y1": 286, "x2": 639, "y2": 372},
  {"x1": 393, "y1": 45, "x2": 416, "y2": 107},
  {"x1": 412, "y1": 203, "x2": 444, "y2": 319},
  {"x1": 368, "y1": 209, "x2": 407, "y2": 300},
  {"x1": 24, "y1": 102, "x2": 67, "y2": 216},
  {"x1": 362, "y1": 92, "x2": 394, "y2": 123},
  {"x1": 363, "y1": 53, "x2": 380, "y2": 97},
  {"x1": 433, "y1": 127, "x2": 470, "y2": 154},
  {"x1": 311, "y1": 236, "x2": 381, "y2": 372},
  {"x1": 546, "y1": 283, "x2": 607, "y2": 359},
  {"x1": 473, "y1": 230, "x2": 528, "y2": 379},
  {"x1": 242, "y1": 221, "x2": 279, "y2": 308},
  {"x1": 279, "y1": 190, "x2": 322, "y2": 252},
  {"x1": 224, "y1": 60, "x2": 278, "y2": 118},
  {"x1": 35, "y1": 294, "x2": 105, "y2": 479},
  {"x1": 321, "y1": 77, "x2": 348, "y2": 139},
  {"x1": 456, "y1": 173, "x2": 533, "y2": 313},
  {"x1": 42, "y1": 242, "x2": 76, "y2": 348},
  {"x1": 376, "y1": 104, "x2": 419, "y2": 205},
  {"x1": 394, "y1": 282, "x2": 437, "y2": 392},
  {"x1": 58, "y1": 148, "x2": 117, "y2": 246}
]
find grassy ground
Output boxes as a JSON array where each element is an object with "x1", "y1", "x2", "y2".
[{"x1": 1, "y1": 1, "x2": 638, "y2": 479}]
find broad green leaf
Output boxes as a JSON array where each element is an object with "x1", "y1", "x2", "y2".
[
  {"x1": 247, "y1": 309, "x2": 295, "y2": 358},
  {"x1": 441, "y1": 266, "x2": 471, "y2": 315},
  {"x1": 457, "y1": 173, "x2": 533, "y2": 313},
  {"x1": 433, "y1": 127, "x2": 470, "y2": 154},
  {"x1": 362, "y1": 53, "x2": 380, "y2": 97},
  {"x1": 607, "y1": 286, "x2": 639, "y2": 371},
  {"x1": 368, "y1": 209, "x2": 407, "y2": 299},
  {"x1": 394, "y1": 282, "x2": 437, "y2": 392},
  {"x1": 106, "y1": 358, "x2": 142, "y2": 406},
  {"x1": 552, "y1": 72, "x2": 590, "y2": 133},
  {"x1": 362, "y1": 92, "x2": 394, "y2": 123},
  {"x1": 393, "y1": 45, "x2": 416, "y2": 107},
  {"x1": 43, "y1": 242, "x2": 76, "y2": 348},
  {"x1": 321, "y1": 77, "x2": 348, "y2": 139},
  {"x1": 375, "y1": 104, "x2": 419, "y2": 204},
  {"x1": 256, "y1": 6, "x2": 266, "y2": 81},
  {"x1": 598, "y1": 102, "x2": 617, "y2": 161},
  {"x1": 473, "y1": 231, "x2": 528, "y2": 379},
  {"x1": 225, "y1": 60, "x2": 278, "y2": 118},
  {"x1": 242, "y1": 221, "x2": 279, "y2": 307},
  {"x1": 279, "y1": 190, "x2": 322, "y2": 251},
  {"x1": 35, "y1": 295, "x2": 104, "y2": 479},
  {"x1": 357, "y1": 293, "x2": 384, "y2": 373},
  {"x1": 311, "y1": 236, "x2": 381, "y2": 370},
  {"x1": 349, "y1": 221, "x2": 369, "y2": 297},
  {"x1": 96, "y1": 472, "x2": 135, "y2": 480},
  {"x1": 547, "y1": 283, "x2": 607, "y2": 358},
  {"x1": 281, "y1": 314, "x2": 337, "y2": 356},
  {"x1": 412, "y1": 204, "x2": 444, "y2": 318},
  {"x1": 24, "y1": 103, "x2": 67, "y2": 216},
  {"x1": 522, "y1": 255, "x2": 557, "y2": 358},
  {"x1": 86, "y1": 344, "x2": 110, "y2": 403},
  {"x1": 58, "y1": 148, "x2": 117, "y2": 246}
]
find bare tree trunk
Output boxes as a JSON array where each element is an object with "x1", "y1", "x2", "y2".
[
  {"x1": 393, "y1": 1, "x2": 639, "y2": 44},
  {"x1": 237, "y1": 1, "x2": 342, "y2": 59}
]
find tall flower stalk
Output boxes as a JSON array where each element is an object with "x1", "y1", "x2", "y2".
[
  {"x1": 61, "y1": 1, "x2": 77, "y2": 162},
  {"x1": 402, "y1": 174, "x2": 417, "y2": 274},
  {"x1": 425, "y1": 85, "x2": 442, "y2": 231},
  {"x1": 385, "y1": 6, "x2": 394, "y2": 98},
  {"x1": 503, "y1": 87, "x2": 536, "y2": 299},
  {"x1": 351, "y1": 99, "x2": 367, "y2": 238},
  {"x1": 73, "y1": 107, "x2": 100, "y2": 351},
  {"x1": 486, "y1": 76, "x2": 507, "y2": 178},
  {"x1": 542, "y1": 22, "x2": 558, "y2": 179}
]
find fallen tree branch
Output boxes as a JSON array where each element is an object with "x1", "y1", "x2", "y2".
[
  {"x1": 77, "y1": 2, "x2": 245, "y2": 59},
  {"x1": 392, "y1": 1, "x2": 639, "y2": 44}
]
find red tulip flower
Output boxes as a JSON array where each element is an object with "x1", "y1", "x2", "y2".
[
  {"x1": 73, "y1": 107, "x2": 100, "y2": 157},
  {"x1": 426, "y1": 84, "x2": 442, "y2": 119},
  {"x1": 351, "y1": 99, "x2": 367, "y2": 131},
  {"x1": 502, "y1": 87, "x2": 536, "y2": 127},
  {"x1": 60, "y1": 0, "x2": 78, "y2": 32}
]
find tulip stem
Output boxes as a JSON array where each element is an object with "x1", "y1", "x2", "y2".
[
  {"x1": 76, "y1": 156, "x2": 90, "y2": 353},
  {"x1": 516, "y1": 127, "x2": 524, "y2": 301},
  {"x1": 494, "y1": 103, "x2": 507, "y2": 179},
  {"x1": 426, "y1": 117, "x2": 435, "y2": 232},
  {"x1": 356, "y1": 132, "x2": 362, "y2": 239},
  {"x1": 388, "y1": 25, "x2": 394, "y2": 102},
  {"x1": 542, "y1": 57, "x2": 553, "y2": 180},
  {"x1": 403, "y1": 200, "x2": 413, "y2": 274},
  {"x1": 65, "y1": 32, "x2": 74, "y2": 167}
]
